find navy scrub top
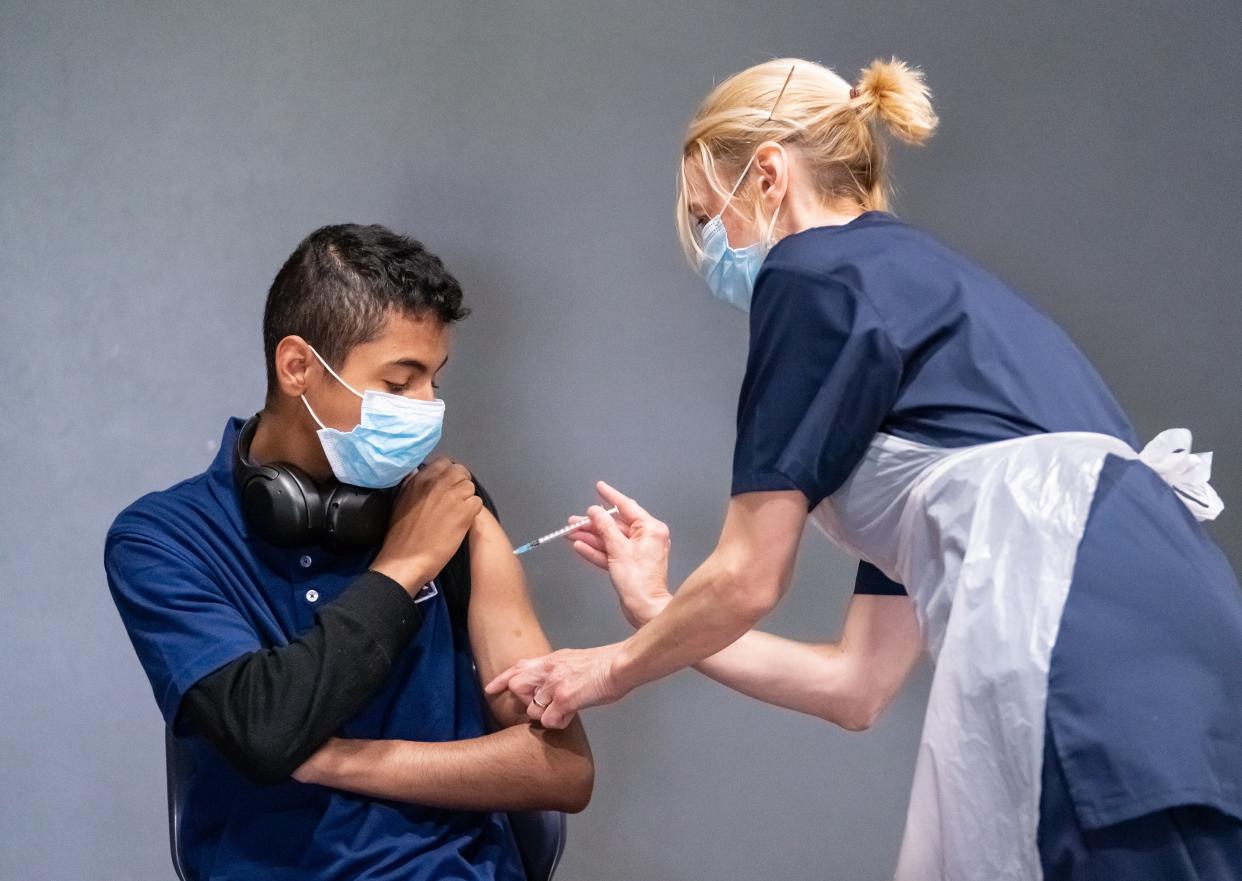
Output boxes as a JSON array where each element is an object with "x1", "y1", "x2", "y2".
[
  {"x1": 730, "y1": 210, "x2": 1138, "y2": 594},
  {"x1": 104, "y1": 417, "x2": 525, "y2": 881},
  {"x1": 727, "y1": 210, "x2": 1242, "y2": 830}
]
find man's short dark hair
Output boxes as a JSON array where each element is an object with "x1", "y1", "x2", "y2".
[{"x1": 263, "y1": 223, "x2": 469, "y2": 402}]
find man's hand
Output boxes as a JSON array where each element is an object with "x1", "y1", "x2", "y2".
[
  {"x1": 370, "y1": 457, "x2": 483, "y2": 594},
  {"x1": 565, "y1": 481, "x2": 673, "y2": 628}
]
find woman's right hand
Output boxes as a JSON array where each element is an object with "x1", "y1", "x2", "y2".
[{"x1": 565, "y1": 481, "x2": 672, "y2": 628}]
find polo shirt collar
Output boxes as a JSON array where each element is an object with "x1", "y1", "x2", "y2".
[{"x1": 206, "y1": 416, "x2": 373, "y2": 576}]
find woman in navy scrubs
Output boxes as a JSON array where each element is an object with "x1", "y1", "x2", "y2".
[{"x1": 487, "y1": 57, "x2": 1242, "y2": 879}]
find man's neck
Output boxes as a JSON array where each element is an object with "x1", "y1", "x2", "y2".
[{"x1": 249, "y1": 404, "x2": 333, "y2": 483}]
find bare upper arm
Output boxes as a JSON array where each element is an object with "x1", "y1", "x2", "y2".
[
  {"x1": 465, "y1": 507, "x2": 554, "y2": 726},
  {"x1": 836, "y1": 592, "x2": 924, "y2": 726},
  {"x1": 716, "y1": 490, "x2": 811, "y2": 611}
]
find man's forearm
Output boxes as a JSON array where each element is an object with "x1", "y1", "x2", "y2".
[
  {"x1": 612, "y1": 551, "x2": 778, "y2": 696},
  {"x1": 181, "y1": 570, "x2": 425, "y2": 783},
  {"x1": 294, "y1": 720, "x2": 594, "y2": 813}
]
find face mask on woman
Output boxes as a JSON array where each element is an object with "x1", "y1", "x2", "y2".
[{"x1": 694, "y1": 154, "x2": 783, "y2": 313}]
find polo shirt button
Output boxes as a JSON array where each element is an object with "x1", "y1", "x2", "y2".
[
  {"x1": 305, "y1": 589, "x2": 319, "y2": 603},
  {"x1": 299, "y1": 555, "x2": 313, "y2": 568}
]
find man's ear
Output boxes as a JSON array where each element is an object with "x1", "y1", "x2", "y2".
[{"x1": 272, "y1": 335, "x2": 317, "y2": 398}]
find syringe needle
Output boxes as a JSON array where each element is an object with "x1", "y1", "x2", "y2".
[{"x1": 512, "y1": 506, "x2": 621, "y2": 556}]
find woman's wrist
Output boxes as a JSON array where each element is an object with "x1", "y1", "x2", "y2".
[{"x1": 632, "y1": 590, "x2": 672, "y2": 626}]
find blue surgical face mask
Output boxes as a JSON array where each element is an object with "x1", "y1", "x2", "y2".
[
  {"x1": 695, "y1": 153, "x2": 783, "y2": 313},
  {"x1": 300, "y1": 346, "x2": 445, "y2": 489}
]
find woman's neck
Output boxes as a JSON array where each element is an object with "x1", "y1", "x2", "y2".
[{"x1": 778, "y1": 195, "x2": 867, "y2": 239}]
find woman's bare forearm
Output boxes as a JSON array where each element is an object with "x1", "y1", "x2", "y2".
[
  {"x1": 696, "y1": 631, "x2": 868, "y2": 726},
  {"x1": 293, "y1": 720, "x2": 594, "y2": 813},
  {"x1": 634, "y1": 594, "x2": 923, "y2": 730},
  {"x1": 613, "y1": 552, "x2": 774, "y2": 693},
  {"x1": 610, "y1": 491, "x2": 808, "y2": 695}
]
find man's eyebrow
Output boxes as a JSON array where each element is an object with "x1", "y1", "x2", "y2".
[{"x1": 386, "y1": 354, "x2": 450, "y2": 371}]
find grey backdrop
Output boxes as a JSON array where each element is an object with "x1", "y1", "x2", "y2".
[{"x1": 3, "y1": 2, "x2": 1240, "y2": 879}]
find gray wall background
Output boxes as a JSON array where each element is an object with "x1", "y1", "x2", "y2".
[{"x1": 3, "y1": 2, "x2": 1240, "y2": 879}]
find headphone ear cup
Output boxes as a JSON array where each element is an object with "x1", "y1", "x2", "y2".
[
  {"x1": 322, "y1": 483, "x2": 393, "y2": 551},
  {"x1": 239, "y1": 464, "x2": 324, "y2": 547}
]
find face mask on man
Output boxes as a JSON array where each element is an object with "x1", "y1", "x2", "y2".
[{"x1": 300, "y1": 345, "x2": 445, "y2": 489}]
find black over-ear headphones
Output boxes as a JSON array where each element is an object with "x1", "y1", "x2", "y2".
[{"x1": 232, "y1": 413, "x2": 393, "y2": 551}]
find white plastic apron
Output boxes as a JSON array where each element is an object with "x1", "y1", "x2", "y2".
[{"x1": 810, "y1": 428, "x2": 1222, "y2": 881}]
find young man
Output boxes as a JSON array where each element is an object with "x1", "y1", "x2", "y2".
[{"x1": 105, "y1": 224, "x2": 593, "y2": 881}]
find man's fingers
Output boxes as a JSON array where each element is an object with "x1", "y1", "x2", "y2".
[{"x1": 421, "y1": 457, "x2": 453, "y2": 476}]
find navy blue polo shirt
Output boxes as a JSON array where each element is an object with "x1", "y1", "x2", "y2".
[{"x1": 104, "y1": 417, "x2": 525, "y2": 881}]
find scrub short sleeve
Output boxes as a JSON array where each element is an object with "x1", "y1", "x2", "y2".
[
  {"x1": 105, "y1": 529, "x2": 263, "y2": 724},
  {"x1": 731, "y1": 262, "x2": 903, "y2": 509}
]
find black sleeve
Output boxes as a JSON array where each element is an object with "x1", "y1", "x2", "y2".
[
  {"x1": 180, "y1": 569, "x2": 423, "y2": 784},
  {"x1": 853, "y1": 561, "x2": 907, "y2": 596}
]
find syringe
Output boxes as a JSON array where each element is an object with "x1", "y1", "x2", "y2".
[{"x1": 513, "y1": 506, "x2": 620, "y2": 556}]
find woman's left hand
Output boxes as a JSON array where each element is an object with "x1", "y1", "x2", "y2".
[{"x1": 485, "y1": 642, "x2": 629, "y2": 730}]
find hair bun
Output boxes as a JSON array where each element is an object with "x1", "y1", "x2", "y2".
[{"x1": 855, "y1": 57, "x2": 938, "y2": 146}]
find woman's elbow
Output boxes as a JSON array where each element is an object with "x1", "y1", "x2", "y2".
[
  {"x1": 817, "y1": 680, "x2": 889, "y2": 733},
  {"x1": 833, "y1": 696, "x2": 884, "y2": 732},
  {"x1": 716, "y1": 562, "x2": 782, "y2": 625}
]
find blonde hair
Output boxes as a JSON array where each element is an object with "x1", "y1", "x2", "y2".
[{"x1": 676, "y1": 56, "x2": 938, "y2": 265}]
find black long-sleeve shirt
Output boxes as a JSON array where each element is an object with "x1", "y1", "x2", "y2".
[{"x1": 181, "y1": 489, "x2": 487, "y2": 784}]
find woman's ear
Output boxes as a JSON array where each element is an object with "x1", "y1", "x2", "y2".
[{"x1": 753, "y1": 141, "x2": 789, "y2": 207}]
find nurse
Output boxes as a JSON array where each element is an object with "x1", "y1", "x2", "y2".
[{"x1": 487, "y1": 57, "x2": 1242, "y2": 879}]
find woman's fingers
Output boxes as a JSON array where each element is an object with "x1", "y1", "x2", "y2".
[
  {"x1": 572, "y1": 539, "x2": 608, "y2": 569},
  {"x1": 569, "y1": 529, "x2": 606, "y2": 553},
  {"x1": 484, "y1": 663, "x2": 520, "y2": 695},
  {"x1": 596, "y1": 481, "x2": 650, "y2": 524},
  {"x1": 540, "y1": 700, "x2": 576, "y2": 730},
  {"x1": 588, "y1": 504, "x2": 628, "y2": 550},
  {"x1": 486, "y1": 658, "x2": 545, "y2": 696},
  {"x1": 566, "y1": 513, "x2": 632, "y2": 539}
]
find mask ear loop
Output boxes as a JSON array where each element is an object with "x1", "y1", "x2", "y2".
[
  {"x1": 715, "y1": 63, "x2": 798, "y2": 230},
  {"x1": 762, "y1": 201, "x2": 783, "y2": 247},
  {"x1": 300, "y1": 394, "x2": 328, "y2": 430},
  {"x1": 307, "y1": 345, "x2": 364, "y2": 399},
  {"x1": 300, "y1": 344, "x2": 364, "y2": 431}
]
